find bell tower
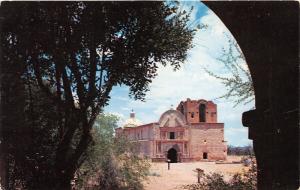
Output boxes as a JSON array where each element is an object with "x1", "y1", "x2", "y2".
[{"x1": 176, "y1": 98, "x2": 218, "y2": 123}]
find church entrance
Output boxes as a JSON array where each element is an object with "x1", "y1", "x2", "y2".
[
  {"x1": 203, "y1": 152, "x2": 208, "y2": 159},
  {"x1": 167, "y1": 148, "x2": 177, "y2": 163}
]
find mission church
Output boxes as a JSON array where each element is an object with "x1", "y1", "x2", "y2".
[{"x1": 116, "y1": 98, "x2": 227, "y2": 162}]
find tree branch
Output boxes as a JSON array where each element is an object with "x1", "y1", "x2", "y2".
[
  {"x1": 69, "y1": 51, "x2": 86, "y2": 108},
  {"x1": 87, "y1": 34, "x2": 97, "y2": 104},
  {"x1": 32, "y1": 54, "x2": 61, "y2": 104}
]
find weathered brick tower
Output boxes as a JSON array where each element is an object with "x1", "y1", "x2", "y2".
[{"x1": 177, "y1": 98, "x2": 218, "y2": 124}]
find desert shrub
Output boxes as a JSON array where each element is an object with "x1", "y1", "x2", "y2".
[
  {"x1": 75, "y1": 114, "x2": 150, "y2": 190},
  {"x1": 181, "y1": 157, "x2": 257, "y2": 190},
  {"x1": 205, "y1": 173, "x2": 231, "y2": 190}
]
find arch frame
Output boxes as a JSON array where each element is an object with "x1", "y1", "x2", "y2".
[{"x1": 204, "y1": 2, "x2": 299, "y2": 189}]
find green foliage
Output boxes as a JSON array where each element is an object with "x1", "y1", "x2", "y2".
[
  {"x1": 76, "y1": 114, "x2": 150, "y2": 190},
  {"x1": 204, "y1": 37, "x2": 254, "y2": 107},
  {"x1": 181, "y1": 157, "x2": 257, "y2": 190}
]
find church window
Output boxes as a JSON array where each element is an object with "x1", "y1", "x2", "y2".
[
  {"x1": 169, "y1": 132, "x2": 175, "y2": 139},
  {"x1": 199, "y1": 104, "x2": 206, "y2": 122},
  {"x1": 191, "y1": 112, "x2": 194, "y2": 118}
]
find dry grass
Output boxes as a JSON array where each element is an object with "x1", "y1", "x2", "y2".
[{"x1": 144, "y1": 156, "x2": 246, "y2": 190}]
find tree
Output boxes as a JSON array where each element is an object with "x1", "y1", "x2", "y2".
[
  {"x1": 205, "y1": 37, "x2": 254, "y2": 107},
  {"x1": 19, "y1": 86, "x2": 61, "y2": 189},
  {"x1": 1, "y1": 1, "x2": 194, "y2": 189},
  {"x1": 0, "y1": 78, "x2": 62, "y2": 189},
  {"x1": 77, "y1": 114, "x2": 150, "y2": 190},
  {"x1": 227, "y1": 145, "x2": 254, "y2": 156}
]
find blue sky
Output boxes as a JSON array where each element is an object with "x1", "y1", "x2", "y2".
[{"x1": 104, "y1": 1, "x2": 254, "y2": 146}]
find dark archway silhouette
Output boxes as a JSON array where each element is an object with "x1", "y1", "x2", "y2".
[
  {"x1": 167, "y1": 148, "x2": 178, "y2": 163},
  {"x1": 204, "y1": 2, "x2": 299, "y2": 189}
]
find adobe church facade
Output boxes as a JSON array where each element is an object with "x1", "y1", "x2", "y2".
[{"x1": 116, "y1": 98, "x2": 227, "y2": 162}]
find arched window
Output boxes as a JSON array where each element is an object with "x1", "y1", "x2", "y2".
[{"x1": 199, "y1": 104, "x2": 206, "y2": 122}]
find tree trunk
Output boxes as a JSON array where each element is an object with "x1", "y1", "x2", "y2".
[
  {"x1": 56, "y1": 181, "x2": 72, "y2": 190},
  {"x1": 54, "y1": 172, "x2": 73, "y2": 190},
  {"x1": 54, "y1": 121, "x2": 91, "y2": 190}
]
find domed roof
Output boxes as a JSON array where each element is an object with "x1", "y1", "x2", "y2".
[
  {"x1": 158, "y1": 109, "x2": 186, "y2": 127},
  {"x1": 123, "y1": 111, "x2": 143, "y2": 128}
]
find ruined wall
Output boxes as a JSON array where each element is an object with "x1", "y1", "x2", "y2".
[
  {"x1": 117, "y1": 124, "x2": 156, "y2": 157},
  {"x1": 138, "y1": 140, "x2": 153, "y2": 158},
  {"x1": 189, "y1": 124, "x2": 227, "y2": 161},
  {"x1": 120, "y1": 124, "x2": 155, "y2": 141},
  {"x1": 177, "y1": 99, "x2": 217, "y2": 124}
]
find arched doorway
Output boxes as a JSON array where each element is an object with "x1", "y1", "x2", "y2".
[
  {"x1": 203, "y1": 152, "x2": 208, "y2": 159},
  {"x1": 167, "y1": 148, "x2": 177, "y2": 163}
]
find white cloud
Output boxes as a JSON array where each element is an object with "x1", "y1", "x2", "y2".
[
  {"x1": 133, "y1": 8, "x2": 232, "y2": 120},
  {"x1": 106, "y1": 112, "x2": 126, "y2": 127},
  {"x1": 200, "y1": 10, "x2": 227, "y2": 37}
]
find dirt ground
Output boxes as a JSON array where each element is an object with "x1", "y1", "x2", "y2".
[{"x1": 144, "y1": 156, "x2": 246, "y2": 190}]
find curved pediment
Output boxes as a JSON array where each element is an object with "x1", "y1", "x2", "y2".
[{"x1": 158, "y1": 110, "x2": 186, "y2": 127}]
